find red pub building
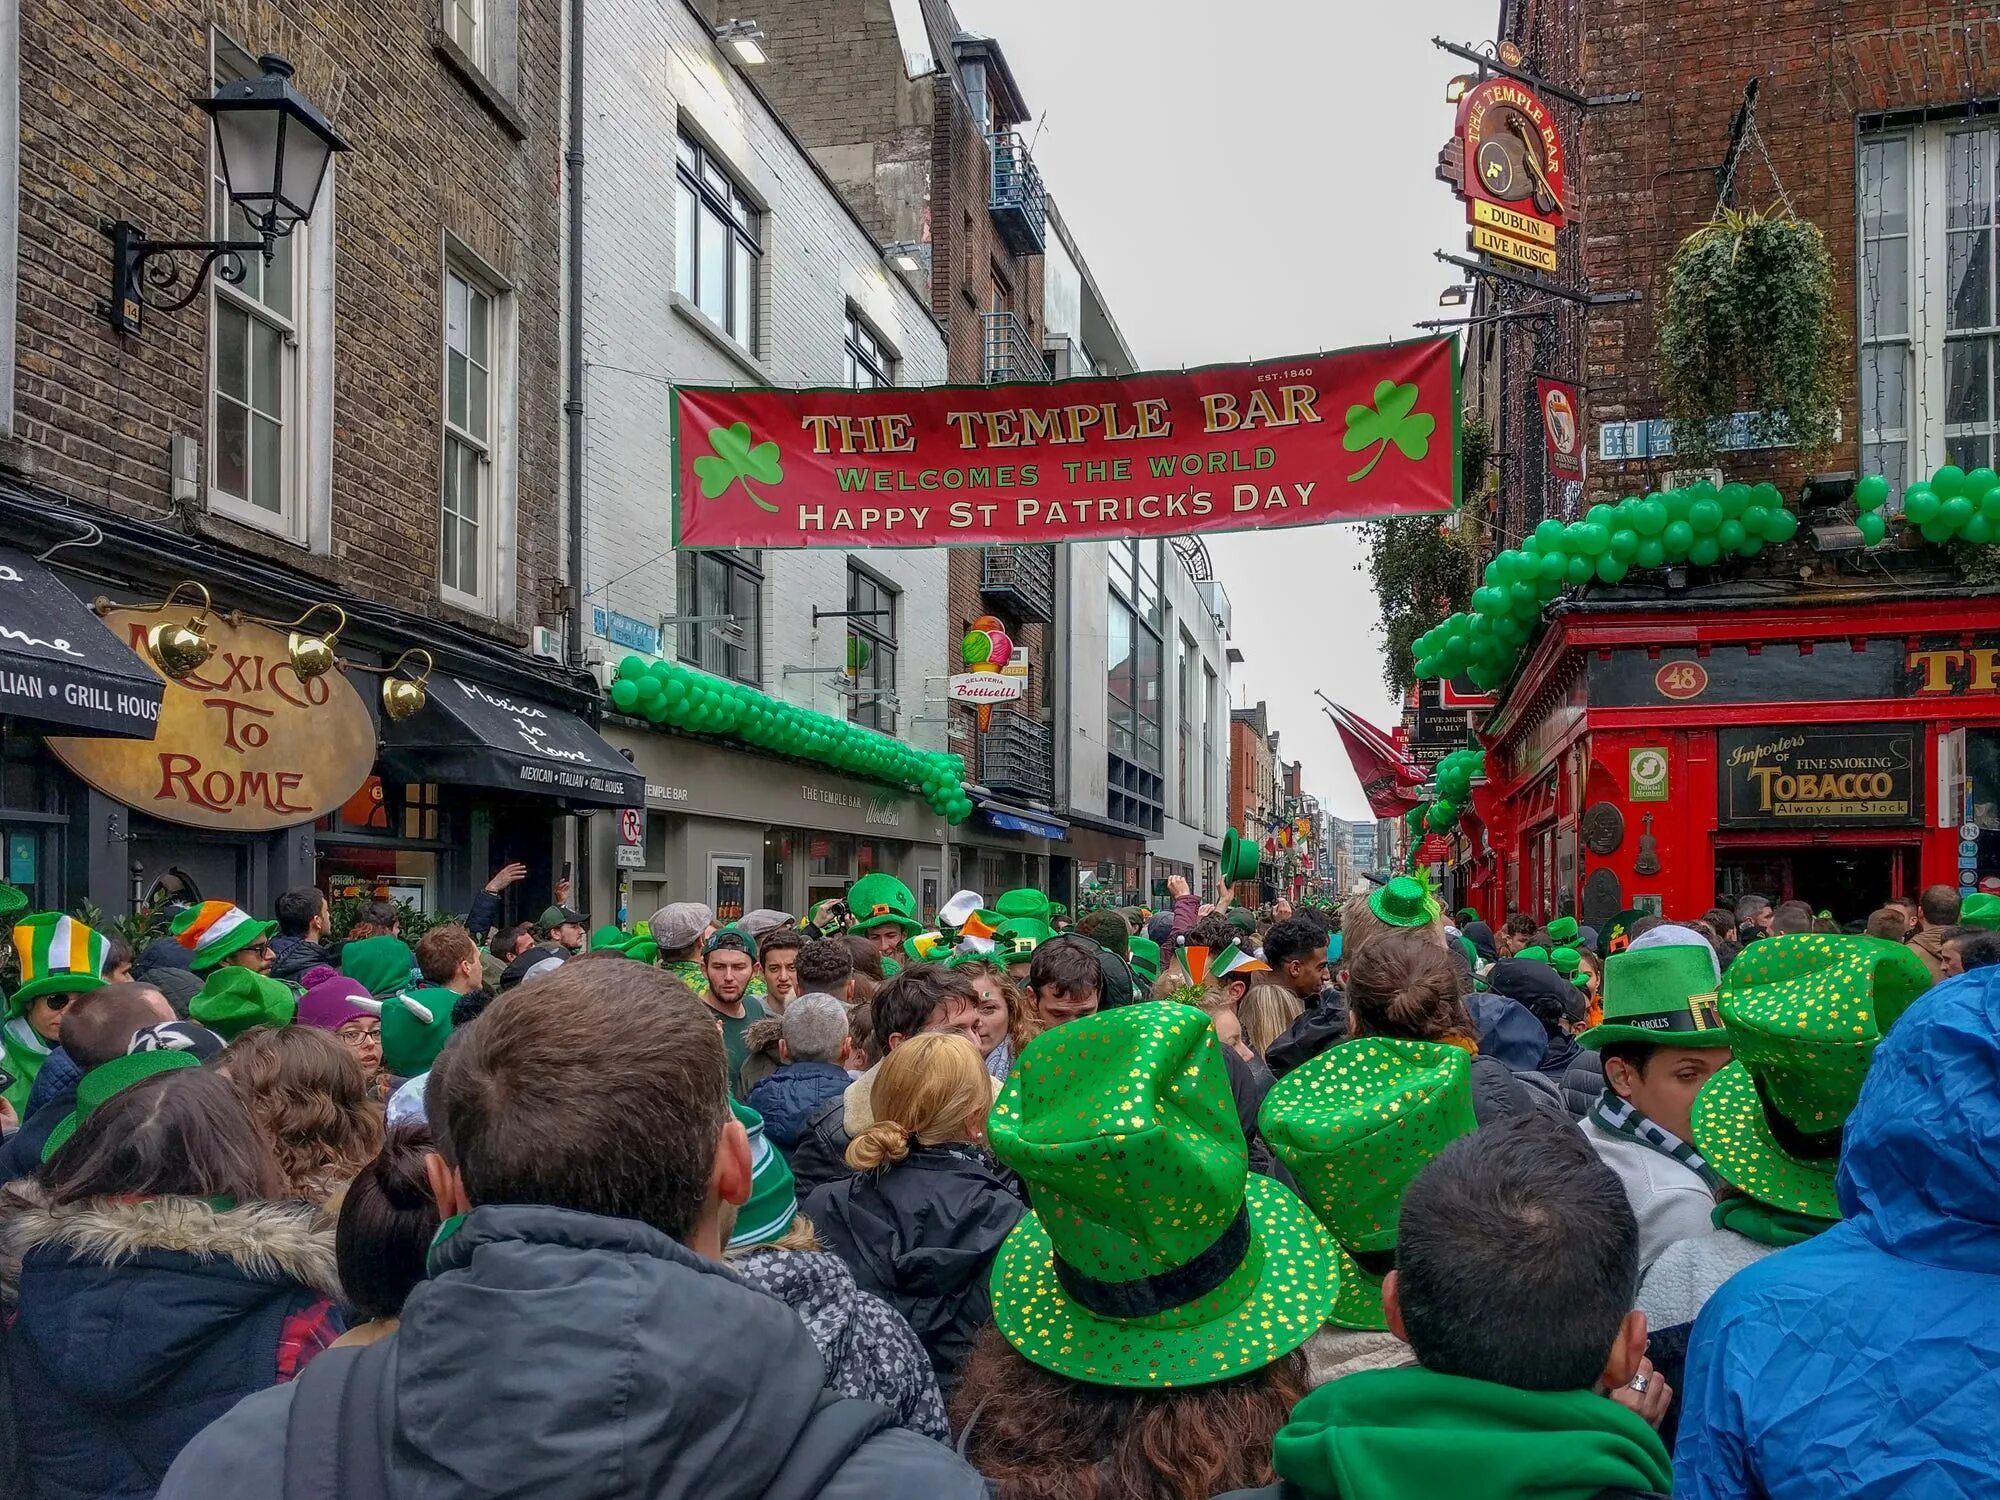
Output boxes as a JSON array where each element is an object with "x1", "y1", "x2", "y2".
[{"x1": 1470, "y1": 565, "x2": 2000, "y2": 930}]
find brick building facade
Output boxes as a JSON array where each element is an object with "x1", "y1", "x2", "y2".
[{"x1": 0, "y1": 0, "x2": 608, "y2": 922}]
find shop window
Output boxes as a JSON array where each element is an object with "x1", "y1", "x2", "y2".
[
  {"x1": 318, "y1": 778, "x2": 441, "y2": 841},
  {"x1": 441, "y1": 254, "x2": 518, "y2": 617},
  {"x1": 845, "y1": 563, "x2": 899, "y2": 733},
  {"x1": 845, "y1": 306, "x2": 893, "y2": 389}
]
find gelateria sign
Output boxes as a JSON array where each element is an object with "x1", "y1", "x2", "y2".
[
  {"x1": 47, "y1": 611, "x2": 375, "y2": 831},
  {"x1": 672, "y1": 342, "x2": 1459, "y2": 549}
]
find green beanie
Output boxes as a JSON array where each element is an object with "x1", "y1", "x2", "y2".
[
  {"x1": 342, "y1": 935, "x2": 416, "y2": 998},
  {"x1": 190, "y1": 967, "x2": 297, "y2": 1040},
  {"x1": 380, "y1": 989, "x2": 454, "y2": 1076},
  {"x1": 728, "y1": 1101, "x2": 798, "y2": 1249}
]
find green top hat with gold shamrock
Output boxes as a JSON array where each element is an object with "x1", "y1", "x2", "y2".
[
  {"x1": 992, "y1": 916, "x2": 1050, "y2": 962},
  {"x1": 1368, "y1": 875, "x2": 1440, "y2": 930},
  {"x1": 988, "y1": 1001, "x2": 1339, "y2": 1388},
  {"x1": 1578, "y1": 942, "x2": 1730, "y2": 1051},
  {"x1": 846, "y1": 872, "x2": 922, "y2": 936},
  {"x1": 1692, "y1": 933, "x2": 1931, "y2": 1219},
  {"x1": 1260, "y1": 1037, "x2": 1477, "y2": 1330},
  {"x1": 9, "y1": 913, "x2": 110, "y2": 1013}
]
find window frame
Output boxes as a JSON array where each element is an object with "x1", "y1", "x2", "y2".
[
  {"x1": 446, "y1": 0, "x2": 483, "y2": 69},
  {"x1": 844, "y1": 562, "x2": 899, "y2": 733},
  {"x1": 845, "y1": 305, "x2": 893, "y2": 389},
  {"x1": 677, "y1": 548, "x2": 763, "y2": 687},
  {"x1": 440, "y1": 259, "x2": 499, "y2": 612},
  {"x1": 1202, "y1": 662, "x2": 1218, "y2": 833},
  {"x1": 675, "y1": 135, "x2": 761, "y2": 354}
]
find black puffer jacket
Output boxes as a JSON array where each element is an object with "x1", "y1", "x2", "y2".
[
  {"x1": 802, "y1": 1144, "x2": 1024, "y2": 1395},
  {"x1": 1266, "y1": 986, "x2": 1350, "y2": 1077},
  {"x1": 1561, "y1": 1047, "x2": 1605, "y2": 1119}
]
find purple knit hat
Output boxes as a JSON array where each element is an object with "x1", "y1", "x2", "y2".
[{"x1": 295, "y1": 973, "x2": 382, "y2": 1031}]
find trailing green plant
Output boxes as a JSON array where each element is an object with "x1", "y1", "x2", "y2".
[
  {"x1": 1657, "y1": 208, "x2": 1840, "y2": 464},
  {"x1": 1364, "y1": 411, "x2": 1490, "y2": 696}
]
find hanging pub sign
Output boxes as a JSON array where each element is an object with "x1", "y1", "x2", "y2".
[
  {"x1": 47, "y1": 611, "x2": 376, "y2": 832},
  {"x1": 1453, "y1": 76, "x2": 1565, "y2": 274},
  {"x1": 672, "y1": 341, "x2": 1460, "y2": 549},
  {"x1": 1717, "y1": 726, "x2": 1921, "y2": 830},
  {"x1": 1536, "y1": 376, "x2": 1583, "y2": 477}
]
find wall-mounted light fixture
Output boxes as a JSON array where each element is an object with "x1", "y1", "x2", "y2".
[
  {"x1": 716, "y1": 19, "x2": 768, "y2": 65},
  {"x1": 883, "y1": 241, "x2": 925, "y2": 274},
  {"x1": 103, "y1": 55, "x2": 348, "y2": 336}
]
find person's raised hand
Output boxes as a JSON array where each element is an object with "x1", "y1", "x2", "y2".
[
  {"x1": 484, "y1": 862, "x2": 528, "y2": 894},
  {"x1": 1166, "y1": 874, "x2": 1190, "y2": 899}
]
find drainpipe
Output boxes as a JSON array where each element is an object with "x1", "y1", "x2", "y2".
[{"x1": 564, "y1": 0, "x2": 590, "y2": 909}]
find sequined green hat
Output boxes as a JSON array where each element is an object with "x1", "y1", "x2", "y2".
[
  {"x1": 1579, "y1": 942, "x2": 1730, "y2": 1050},
  {"x1": 1692, "y1": 933, "x2": 1931, "y2": 1219},
  {"x1": 1369, "y1": 875, "x2": 1440, "y2": 929},
  {"x1": 845, "y1": 873, "x2": 922, "y2": 935},
  {"x1": 1259, "y1": 1037, "x2": 1477, "y2": 1330},
  {"x1": 987, "y1": 1001, "x2": 1339, "y2": 1388}
]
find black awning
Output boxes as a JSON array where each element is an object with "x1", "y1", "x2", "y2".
[
  {"x1": 379, "y1": 673, "x2": 643, "y2": 808},
  {"x1": 0, "y1": 548, "x2": 162, "y2": 738}
]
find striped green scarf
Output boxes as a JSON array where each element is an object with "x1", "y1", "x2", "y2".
[{"x1": 1590, "y1": 1089, "x2": 1723, "y2": 1191}]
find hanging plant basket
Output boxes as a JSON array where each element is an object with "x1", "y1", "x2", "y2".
[{"x1": 1657, "y1": 207, "x2": 1839, "y2": 465}]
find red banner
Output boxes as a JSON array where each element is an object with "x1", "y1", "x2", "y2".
[
  {"x1": 1536, "y1": 376, "x2": 1583, "y2": 477},
  {"x1": 672, "y1": 341, "x2": 1459, "y2": 549}
]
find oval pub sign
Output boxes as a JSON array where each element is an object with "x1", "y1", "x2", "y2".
[{"x1": 47, "y1": 610, "x2": 376, "y2": 832}]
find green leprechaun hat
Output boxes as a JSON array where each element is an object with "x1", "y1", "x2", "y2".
[
  {"x1": 987, "y1": 1001, "x2": 1339, "y2": 1389},
  {"x1": 1960, "y1": 892, "x2": 2000, "y2": 931},
  {"x1": 995, "y1": 888, "x2": 1053, "y2": 925},
  {"x1": 190, "y1": 966, "x2": 297, "y2": 1040},
  {"x1": 1692, "y1": 933, "x2": 1931, "y2": 1219},
  {"x1": 1260, "y1": 1037, "x2": 1478, "y2": 1330},
  {"x1": 992, "y1": 916, "x2": 1051, "y2": 961},
  {"x1": 10, "y1": 913, "x2": 111, "y2": 1013},
  {"x1": 42, "y1": 1049, "x2": 202, "y2": 1160},
  {"x1": 1546, "y1": 915, "x2": 1580, "y2": 946},
  {"x1": 1579, "y1": 942, "x2": 1731, "y2": 1051},
  {"x1": 588, "y1": 923, "x2": 630, "y2": 952},
  {"x1": 1514, "y1": 945, "x2": 1551, "y2": 965},
  {"x1": 1368, "y1": 875, "x2": 1440, "y2": 930},
  {"x1": 1127, "y1": 935, "x2": 1162, "y2": 989},
  {"x1": 846, "y1": 873, "x2": 922, "y2": 935}
]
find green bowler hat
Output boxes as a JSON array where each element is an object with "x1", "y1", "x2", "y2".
[
  {"x1": 1546, "y1": 915, "x2": 1580, "y2": 945},
  {"x1": 1579, "y1": 942, "x2": 1730, "y2": 1050},
  {"x1": 1960, "y1": 892, "x2": 2000, "y2": 931},
  {"x1": 1260, "y1": 1037, "x2": 1477, "y2": 1330},
  {"x1": 846, "y1": 872, "x2": 922, "y2": 935},
  {"x1": 588, "y1": 923, "x2": 630, "y2": 952},
  {"x1": 988, "y1": 1002, "x2": 1339, "y2": 1389},
  {"x1": 1693, "y1": 934, "x2": 1931, "y2": 1219},
  {"x1": 995, "y1": 888, "x2": 1053, "y2": 925},
  {"x1": 44, "y1": 1049, "x2": 202, "y2": 1160},
  {"x1": 1369, "y1": 875, "x2": 1440, "y2": 929}
]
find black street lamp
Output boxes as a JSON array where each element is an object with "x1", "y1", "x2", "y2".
[{"x1": 102, "y1": 55, "x2": 348, "y2": 336}]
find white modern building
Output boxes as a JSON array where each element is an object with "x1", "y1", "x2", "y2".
[
  {"x1": 576, "y1": 0, "x2": 952, "y2": 925},
  {"x1": 1042, "y1": 203, "x2": 1234, "y2": 905}
]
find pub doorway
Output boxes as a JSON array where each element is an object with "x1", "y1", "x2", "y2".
[{"x1": 1716, "y1": 836, "x2": 1920, "y2": 928}]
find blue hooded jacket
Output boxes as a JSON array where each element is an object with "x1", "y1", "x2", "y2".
[{"x1": 1675, "y1": 967, "x2": 2000, "y2": 1499}]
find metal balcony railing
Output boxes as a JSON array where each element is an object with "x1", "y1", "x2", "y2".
[
  {"x1": 978, "y1": 708, "x2": 1055, "y2": 807},
  {"x1": 981, "y1": 310, "x2": 1049, "y2": 384},
  {"x1": 987, "y1": 129, "x2": 1047, "y2": 254},
  {"x1": 979, "y1": 543, "x2": 1055, "y2": 624}
]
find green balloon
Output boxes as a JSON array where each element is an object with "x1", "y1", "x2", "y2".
[
  {"x1": 1595, "y1": 554, "x2": 1629, "y2": 583},
  {"x1": 1967, "y1": 514, "x2": 1995, "y2": 546},
  {"x1": 1943, "y1": 495, "x2": 1975, "y2": 530},
  {"x1": 1538, "y1": 553, "x2": 1566, "y2": 584},
  {"x1": 1608, "y1": 527, "x2": 1640, "y2": 562},
  {"x1": 1511, "y1": 582, "x2": 1539, "y2": 610},
  {"x1": 1765, "y1": 510, "x2": 1800, "y2": 543},
  {"x1": 1689, "y1": 498, "x2": 1723, "y2": 534},
  {"x1": 1922, "y1": 517, "x2": 1954, "y2": 544},
  {"x1": 1857, "y1": 512, "x2": 1887, "y2": 547},
  {"x1": 1718, "y1": 483, "x2": 1752, "y2": 518},
  {"x1": 1751, "y1": 482, "x2": 1784, "y2": 510},
  {"x1": 635, "y1": 676, "x2": 662, "y2": 703},
  {"x1": 1587, "y1": 503, "x2": 1618, "y2": 530},
  {"x1": 1855, "y1": 474, "x2": 1890, "y2": 511},
  {"x1": 1934, "y1": 465, "x2": 1969, "y2": 499},
  {"x1": 1566, "y1": 555, "x2": 1594, "y2": 585},
  {"x1": 1535, "y1": 518, "x2": 1566, "y2": 550},
  {"x1": 1740, "y1": 536, "x2": 1765, "y2": 557},
  {"x1": 1474, "y1": 586, "x2": 1507, "y2": 616},
  {"x1": 1663, "y1": 489, "x2": 1692, "y2": 523},
  {"x1": 1717, "y1": 518, "x2": 1748, "y2": 552},
  {"x1": 1576, "y1": 522, "x2": 1610, "y2": 555},
  {"x1": 610, "y1": 678, "x2": 640, "y2": 710},
  {"x1": 1635, "y1": 536, "x2": 1666, "y2": 569},
  {"x1": 1663, "y1": 520, "x2": 1696, "y2": 557},
  {"x1": 1632, "y1": 500, "x2": 1668, "y2": 536},
  {"x1": 1688, "y1": 536, "x2": 1721, "y2": 567},
  {"x1": 617, "y1": 656, "x2": 648, "y2": 683},
  {"x1": 1966, "y1": 468, "x2": 1998, "y2": 502}
]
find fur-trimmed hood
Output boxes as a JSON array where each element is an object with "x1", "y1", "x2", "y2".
[{"x1": 0, "y1": 1185, "x2": 340, "y2": 1304}]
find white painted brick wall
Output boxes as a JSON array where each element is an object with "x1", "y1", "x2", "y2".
[{"x1": 576, "y1": 0, "x2": 949, "y2": 750}]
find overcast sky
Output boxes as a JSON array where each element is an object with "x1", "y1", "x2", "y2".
[{"x1": 955, "y1": 0, "x2": 1495, "y2": 822}]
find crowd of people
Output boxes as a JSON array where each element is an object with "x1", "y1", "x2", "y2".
[{"x1": 0, "y1": 861, "x2": 1993, "y2": 1499}]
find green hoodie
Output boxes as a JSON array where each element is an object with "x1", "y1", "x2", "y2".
[{"x1": 1271, "y1": 1366, "x2": 1671, "y2": 1500}]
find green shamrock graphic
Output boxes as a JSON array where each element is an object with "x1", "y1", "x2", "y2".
[
  {"x1": 693, "y1": 422, "x2": 784, "y2": 512},
  {"x1": 1343, "y1": 380, "x2": 1435, "y2": 482}
]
